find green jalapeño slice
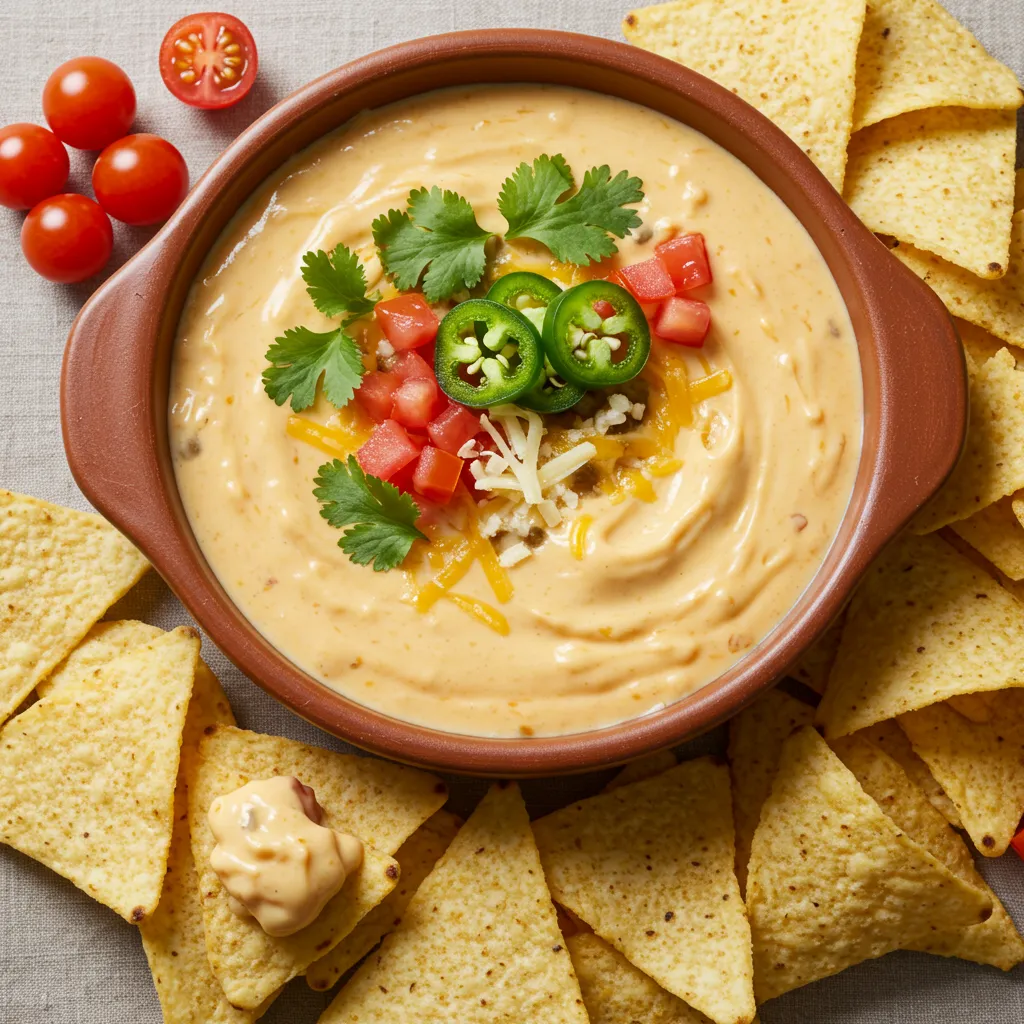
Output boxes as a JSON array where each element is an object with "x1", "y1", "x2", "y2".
[
  {"x1": 542, "y1": 280, "x2": 651, "y2": 389},
  {"x1": 434, "y1": 298, "x2": 544, "y2": 408}
]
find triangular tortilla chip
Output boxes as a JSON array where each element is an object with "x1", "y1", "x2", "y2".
[
  {"x1": 831, "y1": 733, "x2": 1024, "y2": 970},
  {"x1": 306, "y1": 809, "x2": 461, "y2": 991},
  {"x1": 852, "y1": 0, "x2": 1021, "y2": 131},
  {"x1": 188, "y1": 726, "x2": 446, "y2": 1008},
  {"x1": 958, "y1": 320, "x2": 1024, "y2": 368},
  {"x1": 946, "y1": 691, "x2": 996, "y2": 724},
  {"x1": 790, "y1": 612, "x2": 845, "y2": 694},
  {"x1": 893, "y1": 216, "x2": 1024, "y2": 348},
  {"x1": 727, "y1": 688, "x2": 814, "y2": 893},
  {"x1": 604, "y1": 749, "x2": 678, "y2": 792},
  {"x1": 622, "y1": 0, "x2": 866, "y2": 190},
  {"x1": 899, "y1": 690, "x2": 1024, "y2": 856},
  {"x1": 952, "y1": 495, "x2": 1024, "y2": 580},
  {"x1": 0, "y1": 626, "x2": 199, "y2": 922},
  {"x1": 534, "y1": 758, "x2": 754, "y2": 1024},
  {"x1": 0, "y1": 490, "x2": 149, "y2": 725},
  {"x1": 845, "y1": 107, "x2": 1016, "y2": 279},
  {"x1": 139, "y1": 661, "x2": 273, "y2": 1023},
  {"x1": 36, "y1": 620, "x2": 162, "y2": 698},
  {"x1": 859, "y1": 720, "x2": 962, "y2": 827},
  {"x1": 747, "y1": 727, "x2": 992, "y2": 1002},
  {"x1": 912, "y1": 347, "x2": 1024, "y2": 532},
  {"x1": 318, "y1": 782, "x2": 588, "y2": 1024},
  {"x1": 818, "y1": 532, "x2": 1024, "y2": 738},
  {"x1": 567, "y1": 932, "x2": 711, "y2": 1024}
]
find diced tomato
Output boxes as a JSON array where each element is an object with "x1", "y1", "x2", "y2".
[
  {"x1": 391, "y1": 376, "x2": 439, "y2": 429},
  {"x1": 592, "y1": 299, "x2": 617, "y2": 320},
  {"x1": 354, "y1": 370, "x2": 400, "y2": 422},
  {"x1": 606, "y1": 270, "x2": 658, "y2": 320},
  {"x1": 375, "y1": 294, "x2": 439, "y2": 351},
  {"x1": 654, "y1": 296, "x2": 711, "y2": 347},
  {"x1": 413, "y1": 446, "x2": 463, "y2": 505},
  {"x1": 617, "y1": 258, "x2": 675, "y2": 304},
  {"x1": 427, "y1": 403, "x2": 481, "y2": 454},
  {"x1": 1012, "y1": 826, "x2": 1024, "y2": 861},
  {"x1": 356, "y1": 419, "x2": 421, "y2": 481},
  {"x1": 389, "y1": 350, "x2": 434, "y2": 382},
  {"x1": 655, "y1": 233, "x2": 712, "y2": 292}
]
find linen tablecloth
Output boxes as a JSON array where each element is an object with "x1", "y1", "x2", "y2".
[{"x1": 1, "y1": 1, "x2": 1021, "y2": 1021}]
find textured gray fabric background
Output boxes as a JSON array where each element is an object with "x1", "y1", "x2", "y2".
[{"x1": 1, "y1": 1, "x2": 1022, "y2": 1021}]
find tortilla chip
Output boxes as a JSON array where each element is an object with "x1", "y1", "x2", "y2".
[
  {"x1": 817, "y1": 532, "x2": 1024, "y2": 738},
  {"x1": 0, "y1": 490, "x2": 149, "y2": 725},
  {"x1": 831, "y1": 733, "x2": 1024, "y2": 970},
  {"x1": 790, "y1": 612, "x2": 845, "y2": 694},
  {"x1": 306, "y1": 809, "x2": 462, "y2": 991},
  {"x1": 622, "y1": 0, "x2": 866, "y2": 190},
  {"x1": 567, "y1": 932, "x2": 711, "y2": 1024},
  {"x1": 951, "y1": 495, "x2": 1024, "y2": 580},
  {"x1": 35, "y1": 619, "x2": 162, "y2": 698},
  {"x1": 0, "y1": 626, "x2": 199, "y2": 922},
  {"x1": 913, "y1": 347, "x2": 1024, "y2": 532},
  {"x1": 188, "y1": 725, "x2": 445, "y2": 1009},
  {"x1": 139, "y1": 662, "x2": 271, "y2": 1023},
  {"x1": 534, "y1": 758, "x2": 754, "y2": 1024},
  {"x1": 604, "y1": 750, "x2": 678, "y2": 792},
  {"x1": 845, "y1": 107, "x2": 1016, "y2": 279},
  {"x1": 318, "y1": 782, "x2": 589, "y2": 1024},
  {"x1": 899, "y1": 690, "x2": 1024, "y2": 856},
  {"x1": 747, "y1": 727, "x2": 992, "y2": 1002},
  {"x1": 958, "y1": 319, "x2": 1024, "y2": 367},
  {"x1": 946, "y1": 691, "x2": 995, "y2": 724},
  {"x1": 859, "y1": 720, "x2": 962, "y2": 827},
  {"x1": 893, "y1": 215, "x2": 1024, "y2": 347},
  {"x1": 852, "y1": 0, "x2": 1021, "y2": 131},
  {"x1": 727, "y1": 688, "x2": 814, "y2": 893}
]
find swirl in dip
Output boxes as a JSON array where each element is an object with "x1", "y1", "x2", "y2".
[{"x1": 169, "y1": 85, "x2": 862, "y2": 738}]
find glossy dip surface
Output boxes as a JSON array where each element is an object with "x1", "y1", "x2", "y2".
[{"x1": 169, "y1": 85, "x2": 862, "y2": 738}]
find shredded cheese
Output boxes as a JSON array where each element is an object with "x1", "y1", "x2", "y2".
[
  {"x1": 569, "y1": 514, "x2": 593, "y2": 561},
  {"x1": 445, "y1": 592, "x2": 510, "y2": 636},
  {"x1": 498, "y1": 542, "x2": 532, "y2": 568}
]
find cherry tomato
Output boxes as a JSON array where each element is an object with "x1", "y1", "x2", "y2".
[
  {"x1": 92, "y1": 134, "x2": 189, "y2": 226},
  {"x1": 42, "y1": 57, "x2": 135, "y2": 151},
  {"x1": 21, "y1": 194, "x2": 113, "y2": 284},
  {"x1": 160, "y1": 13, "x2": 258, "y2": 110},
  {"x1": 0, "y1": 124, "x2": 69, "y2": 209}
]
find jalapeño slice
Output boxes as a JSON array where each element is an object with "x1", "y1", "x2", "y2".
[
  {"x1": 434, "y1": 298, "x2": 544, "y2": 409},
  {"x1": 542, "y1": 280, "x2": 651, "y2": 389},
  {"x1": 518, "y1": 357, "x2": 586, "y2": 413}
]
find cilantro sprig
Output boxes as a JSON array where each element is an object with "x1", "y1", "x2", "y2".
[
  {"x1": 263, "y1": 242, "x2": 375, "y2": 412},
  {"x1": 372, "y1": 187, "x2": 494, "y2": 303},
  {"x1": 313, "y1": 456, "x2": 426, "y2": 572},
  {"x1": 499, "y1": 155, "x2": 644, "y2": 264}
]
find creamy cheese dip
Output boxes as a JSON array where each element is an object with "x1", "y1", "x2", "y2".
[{"x1": 169, "y1": 85, "x2": 862, "y2": 738}]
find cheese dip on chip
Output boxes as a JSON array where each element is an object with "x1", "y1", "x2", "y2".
[{"x1": 169, "y1": 85, "x2": 862, "y2": 737}]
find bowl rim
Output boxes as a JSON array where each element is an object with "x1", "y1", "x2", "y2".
[{"x1": 60, "y1": 28, "x2": 966, "y2": 776}]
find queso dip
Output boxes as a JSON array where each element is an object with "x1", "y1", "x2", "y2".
[{"x1": 169, "y1": 85, "x2": 862, "y2": 738}]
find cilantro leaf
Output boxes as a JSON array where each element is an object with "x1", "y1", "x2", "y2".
[
  {"x1": 372, "y1": 186, "x2": 493, "y2": 302},
  {"x1": 498, "y1": 154, "x2": 645, "y2": 264},
  {"x1": 262, "y1": 327, "x2": 365, "y2": 412},
  {"x1": 313, "y1": 456, "x2": 426, "y2": 571},
  {"x1": 300, "y1": 243, "x2": 377, "y2": 321}
]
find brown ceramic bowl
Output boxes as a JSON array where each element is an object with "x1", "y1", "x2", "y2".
[{"x1": 61, "y1": 30, "x2": 965, "y2": 776}]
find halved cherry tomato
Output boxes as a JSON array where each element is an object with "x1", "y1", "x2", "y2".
[
  {"x1": 391, "y1": 377, "x2": 440, "y2": 430},
  {"x1": 356, "y1": 419, "x2": 421, "y2": 481},
  {"x1": 375, "y1": 294, "x2": 439, "y2": 351},
  {"x1": 92, "y1": 134, "x2": 189, "y2": 226},
  {"x1": 413, "y1": 446, "x2": 463, "y2": 505},
  {"x1": 160, "y1": 13, "x2": 258, "y2": 110},
  {"x1": 654, "y1": 296, "x2": 711, "y2": 347},
  {"x1": 617, "y1": 257, "x2": 675, "y2": 304},
  {"x1": 389, "y1": 350, "x2": 434, "y2": 382},
  {"x1": 1012, "y1": 826, "x2": 1024, "y2": 861},
  {"x1": 427, "y1": 403, "x2": 481, "y2": 454},
  {"x1": 21, "y1": 194, "x2": 112, "y2": 284},
  {"x1": 42, "y1": 57, "x2": 135, "y2": 150},
  {"x1": 355, "y1": 370, "x2": 401, "y2": 423},
  {"x1": 655, "y1": 233, "x2": 712, "y2": 292},
  {"x1": 0, "y1": 124, "x2": 69, "y2": 210}
]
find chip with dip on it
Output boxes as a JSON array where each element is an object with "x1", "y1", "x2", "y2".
[{"x1": 187, "y1": 725, "x2": 446, "y2": 1009}]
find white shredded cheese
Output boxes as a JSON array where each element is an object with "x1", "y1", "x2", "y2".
[
  {"x1": 631, "y1": 402, "x2": 646, "y2": 420},
  {"x1": 562, "y1": 489, "x2": 580, "y2": 509},
  {"x1": 498, "y1": 542, "x2": 532, "y2": 568},
  {"x1": 376, "y1": 339, "x2": 395, "y2": 359},
  {"x1": 457, "y1": 439, "x2": 480, "y2": 459},
  {"x1": 537, "y1": 442, "x2": 597, "y2": 489},
  {"x1": 481, "y1": 514, "x2": 504, "y2": 538},
  {"x1": 538, "y1": 500, "x2": 562, "y2": 528},
  {"x1": 608, "y1": 393, "x2": 631, "y2": 413}
]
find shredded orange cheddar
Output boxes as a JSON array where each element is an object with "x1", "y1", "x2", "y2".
[
  {"x1": 286, "y1": 414, "x2": 372, "y2": 459},
  {"x1": 689, "y1": 368, "x2": 733, "y2": 404},
  {"x1": 569, "y1": 514, "x2": 593, "y2": 561},
  {"x1": 445, "y1": 592, "x2": 511, "y2": 636},
  {"x1": 415, "y1": 537, "x2": 476, "y2": 612}
]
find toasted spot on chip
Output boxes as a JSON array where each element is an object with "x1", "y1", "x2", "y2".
[
  {"x1": 746, "y1": 727, "x2": 992, "y2": 1002},
  {"x1": 533, "y1": 758, "x2": 754, "y2": 1024},
  {"x1": 603, "y1": 749, "x2": 678, "y2": 792},
  {"x1": 0, "y1": 490, "x2": 149, "y2": 725},
  {"x1": 0, "y1": 626, "x2": 198, "y2": 922},
  {"x1": 188, "y1": 726, "x2": 444, "y2": 1009},
  {"x1": 899, "y1": 690, "x2": 1024, "y2": 857},
  {"x1": 318, "y1": 783, "x2": 588, "y2": 1024},
  {"x1": 818, "y1": 533, "x2": 1024, "y2": 738},
  {"x1": 622, "y1": 0, "x2": 866, "y2": 190},
  {"x1": 845, "y1": 107, "x2": 1016, "y2": 280}
]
